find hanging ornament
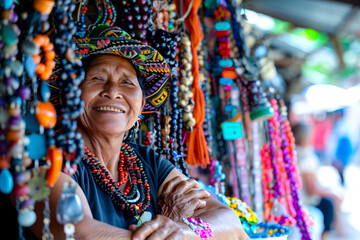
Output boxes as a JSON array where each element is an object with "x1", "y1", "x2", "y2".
[{"x1": 56, "y1": 181, "x2": 84, "y2": 240}]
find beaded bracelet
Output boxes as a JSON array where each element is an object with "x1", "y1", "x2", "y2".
[{"x1": 182, "y1": 217, "x2": 214, "y2": 239}]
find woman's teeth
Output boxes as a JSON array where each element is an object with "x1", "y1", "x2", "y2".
[{"x1": 95, "y1": 106, "x2": 124, "y2": 113}]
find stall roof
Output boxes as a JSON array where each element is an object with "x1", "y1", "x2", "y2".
[{"x1": 242, "y1": 0, "x2": 360, "y2": 37}]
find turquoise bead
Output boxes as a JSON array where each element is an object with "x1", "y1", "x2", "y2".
[
  {"x1": 214, "y1": 21, "x2": 230, "y2": 31},
  {"x1": 221, "y1": 122, "x2": 243, "y2": 140},
  {"x1": 219, "y1": 59, "x2": 233, "y2": 67},
  {"x1": 0, "y1": 0, "x2": 13, "y2": 10},
  {"x1": 219, "y1": 78, "x2": 233, "y2": 85},
  {"x1": 27, "y1": 134, "x2": 47, "y2": 160},
  {"x1": 255, "y1": 45, "x2": 267, "y2": 58},
  {"x1": 1, "y1": 24, "x2": 18, "y2": 46},
  {"x1": 40, "y1": 81, "x2": 51, "y2": 102},
  {"x1": 11, "y1": 60, "x2": 24, "y2": 77},
  {"x1": 18, "y1": 209, "x2": 37, "y2": 227},
  {"x1": 24, "y1": 55, "x2": 36, "y2": 78},
  {"x1": 224, "y1": 104, "x2": 237, "y2": 113},
  {"x1": 0, "y1": 169, "x2": 14, "y2": 194}
]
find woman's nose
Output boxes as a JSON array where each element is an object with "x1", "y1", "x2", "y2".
[{"x1": 100, "y1": 81, "x2": 123, "y2": 99}]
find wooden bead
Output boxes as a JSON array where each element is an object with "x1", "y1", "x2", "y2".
[
  {"x1": 179, "y1": 99, "x2": 187, "y2": 107},
  {"x1": 187, "y1": 118, "x2": 196, "y2": 127}
]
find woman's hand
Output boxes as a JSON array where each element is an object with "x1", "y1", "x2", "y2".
[
  {"x1": 157, "y1": 177, "x2": 211, "y2": 221},
  {"x1": 129, "y1": 215, "x2": 194, "y2": 240}
]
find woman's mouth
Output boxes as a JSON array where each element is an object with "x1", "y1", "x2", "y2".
[{"x1": 93, "y1": 106, "x2": 125, "y2": 113}]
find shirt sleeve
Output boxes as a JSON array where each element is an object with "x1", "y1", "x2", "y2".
[{"x1": 156, "y1": 153, "x2": 176, "y2": 189}]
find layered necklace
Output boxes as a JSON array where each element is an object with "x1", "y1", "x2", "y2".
[{"x1": 83, "y1": 143, "x2": 150, "y2": 216}]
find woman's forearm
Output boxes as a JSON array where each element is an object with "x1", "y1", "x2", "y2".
[
  {"x1": 75, "y1": 217, "x2": 132, "y2": 240},
  {"x1": 177, "y1": 196, "x2": 250, "y2": 240},
  {"x1": 189, "y1": 206, "x2": 249, "y2": 240}
]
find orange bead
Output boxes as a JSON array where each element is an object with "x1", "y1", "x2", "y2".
[
  {"x1": 32, "y1": 54, "x2": 41, "y2": 65},
  {"x1": 43, "y1": 42, "x2": 54, "y2": 52},
  {"x1": 33, "y1": 0, "x2": 55, "y2": 14},
  {"x1": 221, "y1": 70, "x2": 237, "y2": 79},
  {"x1": 35, "y1": 102, "x2": 57, "y2": 128},
  {"x1": 7, "y1": 107, "x2": 21, "y2": 117},
  {"x1": 45, "y1": 50, "x2": 55, "y2": 60},
  {"x1": 45, "y1": 59, "x2": 56, "y2": 69},
  {"x1": 40, "y1": 67, "x2": 52, "y2": 81},
  {"x1": 33, "y1": 35, "x2": 45, "y2": 46},
  {"x1": 46, "y1": 146, "x2": 63, "y2": 187},
  {"x1": 0, "y1": 156, "x2": 10, "y2": 169},
  {"x1": 6, "y1": 129, "x2": 24, "y2": 142},
  {"x1": 36, "y1": 63, "x2": 46, "y2": 75}
]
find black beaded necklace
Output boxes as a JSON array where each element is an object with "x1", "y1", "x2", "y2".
[{"x1": 83, "y1": 143, "x2": 150, "y2": 216}]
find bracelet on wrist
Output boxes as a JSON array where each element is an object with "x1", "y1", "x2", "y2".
[{"x1": 182, "y1": 217, "x2": 214, "y2": 239}]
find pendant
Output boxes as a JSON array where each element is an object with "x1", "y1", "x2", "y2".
[
  {"x1": 136, "y1": 211, "x2": 152, "y2": 226},
  {"x1": 28, "y1": 175, "x2": 50, "y2": 201}
]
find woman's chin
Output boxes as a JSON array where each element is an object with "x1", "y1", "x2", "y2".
[{"x1": 92, "y1": 120, "x2": 130, "y2": 137}]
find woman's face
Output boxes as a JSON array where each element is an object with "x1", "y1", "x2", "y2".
[{"x1": 78, "y1": 55, "x2": 144, "y2": 137}]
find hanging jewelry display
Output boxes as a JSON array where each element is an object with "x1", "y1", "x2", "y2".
[
  {"x1": 167, "y1": 2, "x2": 178, "y2": 33},
  {"x1": 251, "y1": 121, "x2": 264, "y2": 222},
  {"x1": 152, "y1": 1, "x2": 169, "y2": 31},
  {"x1": 147, "y1": 28, "x2": 186, "y2": 172},
  {"x1": 1, "y1": 1, "x2": 37, "y2": 235},
  {"x1": 178, "y1": 32, "x2": 195, "y2": 132},
  {"x1": 52, "y1": 0, "x2": 85, "y2": 176},
  {"x1": 114, "y1": 0, "x2": 152, "y2": 42},
  {"x1": 279, "y1": 99, "x2": 312, "y2": 239}
]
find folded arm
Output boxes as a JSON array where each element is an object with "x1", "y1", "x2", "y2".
[
  {"x1": 132, "y1": 168, "x2": 250, "y2": 240},
  {"x1": 30, "y1": 172, "x2": 132, "y2": 240}
]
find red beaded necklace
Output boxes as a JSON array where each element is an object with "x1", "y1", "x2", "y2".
[{"x1": 83, "y1": 143, "x2": 151, "y2": 216}]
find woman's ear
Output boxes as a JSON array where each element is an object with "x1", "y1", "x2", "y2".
[{"x1": 141, "y1": 97, "x2": 145, "y2": 110}]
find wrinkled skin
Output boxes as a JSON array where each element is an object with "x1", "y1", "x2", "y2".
[
  {"x1": 157, "y1": 177, "x2": 211, "y2": 221},
  {"x1": 130, "y1": 215, "x2": 190, "y2": 240}
]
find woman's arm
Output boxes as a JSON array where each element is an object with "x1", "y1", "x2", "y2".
[
  {"x1": 30, "y1": 172, "x2": 132, "y2": 240},
  {"x1": 132, "y1": 168, "x2": 250, "y2": 240}
]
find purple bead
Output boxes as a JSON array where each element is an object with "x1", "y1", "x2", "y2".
[
  {"x1": 17, "y1": 86, "x2": 31, "y2": 100},
  {"x1": 125, "y1": 14, "x2": 133, "y2": 22},
  {"x1": 4, "y1": 77, "x2": 18, "y2": 89},
  {"x1": 8, "y1": 116, "x2": 21, "y2": 126},
  {"x1": 19, "y1": 199, "x2": 35, "y2": 208},
  {"x1": 15, "y1": 172, "x2": 27, "y2": 184},
  {"x1": 0, "y1": 140, "x2": 8, "y2": 155},
  {"x1": 11, "y1": 12, "x2": 18, "y2": 22}
]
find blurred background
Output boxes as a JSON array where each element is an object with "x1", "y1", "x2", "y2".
[{"x1": 240, "y1": 0, "x2": 360, "y2": 239}]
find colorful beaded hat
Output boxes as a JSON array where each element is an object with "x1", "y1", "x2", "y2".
[{"x1": 51, "y1": 24, "x2": 171, "y2": 115}]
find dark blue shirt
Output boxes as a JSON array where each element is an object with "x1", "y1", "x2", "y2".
[{"x1": 72, "y1": 142, "x2": 175, "y2": 229}]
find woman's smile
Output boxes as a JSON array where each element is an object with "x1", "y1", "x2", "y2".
[{"x1": 93, "y1": 105, "x2": 126, "y2": 114}]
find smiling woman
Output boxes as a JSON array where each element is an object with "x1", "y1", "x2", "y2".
[
  {"x1": 27, "y1": 25, "x2": 249, "y2": 240},
  {"x1": 78, "y1": 55, "x2": 144, "y2": 138}
]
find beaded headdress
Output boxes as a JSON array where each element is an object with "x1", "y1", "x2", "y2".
[
  {"x1": 49, "y1": 24, "x2": 171, "y2": 115},
  {"x1": 76, "y1": 25, "x2": 171, "y2": 114}
]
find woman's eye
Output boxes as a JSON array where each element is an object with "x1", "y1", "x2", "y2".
[
  {"x1": 93, "y1": 76, "x2": 103, "y2": 81},
  {"x1": 122, "y1": 79, "x2": 133, "y2": 85}
]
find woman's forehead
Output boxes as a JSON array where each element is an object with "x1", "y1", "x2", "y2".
[{"x1": 87, "y1": 55, "x2": 137, "y2": 76}]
